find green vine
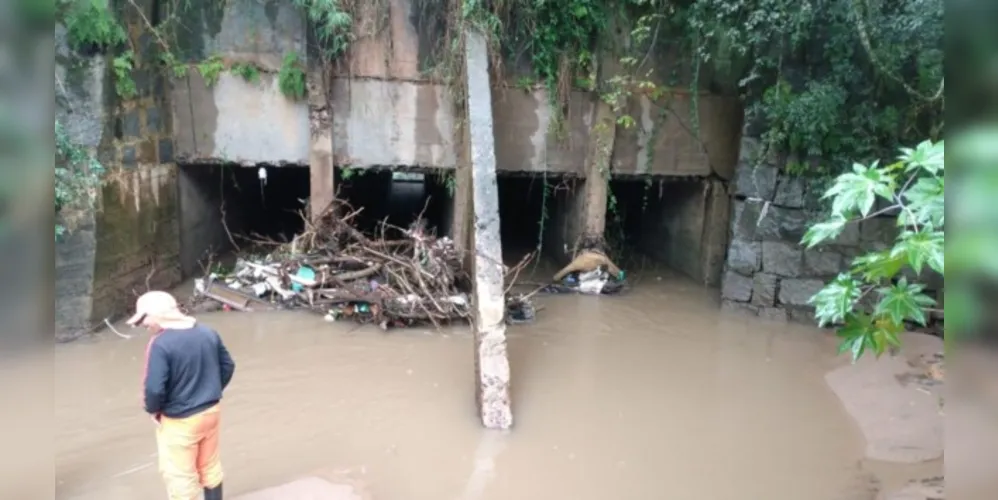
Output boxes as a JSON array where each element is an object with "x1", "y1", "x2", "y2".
[
  {"x1": 278, "y1": 51, "x2": 307, "y2": 100},
  {"x1": 535, "y1": 173, "x2": 551, "y2": 254},
  {"x1": 443, "y1": 172, "x2": 457, "y2": 197},
  {"x1": 63, "y1": 0, "x2": 127, "y2": 53},
  {"x1": 453, "y1": 0, "x2": 941, "y2": 177},
  {"x1": 231, "y1": 62, "x2": 262, "y2": 84},
  {"x1": 111, "y1": 50, "x2": 137, "y2": 99},
  {"x1": 197, "y1": 55, "x2": 226, "y2": 87},
  {"x1": 55, "y1": 120, "x2": 106, "y2": 240},
  {"x1": 293, "y1": 0, "x2": 354, "y2": 60}
]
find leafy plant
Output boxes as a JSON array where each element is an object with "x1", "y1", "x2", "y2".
[
  {"x1": 159, "y1": 51, "x2": 190, "y2": 78},
  {"x1": 231, "y1": 62, "x2": 261, "y2": 84},
  {"x1": 340, "y1": 166, "x2": 365, "y2": 181},
  {"x1": 278, "y1": 51, "x2": 307, "y2": 100},
  {"x1": 55, "y1": 120, "x2": 106, "y2": 239},
  {"x1": 112, "y1": 50, "x2": 137, "y2": 99},
  {"x1": 802, "y1": 139, "x2": 944, "y2": 361},
  {"x1": 292, "y1": 0, "x2": 353, "y2": 59},
  {"x1": 197, "y1": 55, "x2": 225, "y2": 87},
  {"x1": 63, "y1": 0, "x2": 127, "y2": 53}
]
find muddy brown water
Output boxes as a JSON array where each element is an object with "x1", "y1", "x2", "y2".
[{"x1": 54, "y1": 272, "x2": 939, "y2": 500}]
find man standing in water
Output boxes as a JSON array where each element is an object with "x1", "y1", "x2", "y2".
[{"x1": 127, "y1": 291, "x2": 236, "y2": 500}]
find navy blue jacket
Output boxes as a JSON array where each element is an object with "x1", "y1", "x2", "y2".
[{"x1": 143, "y1": 323, "x2": 235, "y2": 418}]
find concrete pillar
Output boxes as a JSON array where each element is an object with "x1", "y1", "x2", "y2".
[
  {"x1": 451, "y1": 120, "x2": 474, "y2": 258},
  {"x1": 464, "y1": 28, "x2": 512, "y2": 430},
  {"x1": 579, "y1": 100, "x2": 616, "y2": 246},
  {"x1": 307, "y1": 70, "x2": 335, "y2": 220},
  {"x1": 699, "y1": 178, "x2": 731, "y2": 287}
]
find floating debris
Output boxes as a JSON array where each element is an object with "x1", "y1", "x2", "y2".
[
  {"x1": 539, "y1": 268, "x2": 628, "y2": 295},
  {"x1": 189, "y1": 199, "x2": 537, "y2": 329}
]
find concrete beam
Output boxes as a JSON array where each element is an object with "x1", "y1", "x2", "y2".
[{"x1": 464, "y1": 29, "x2": 513, "y2": 430}]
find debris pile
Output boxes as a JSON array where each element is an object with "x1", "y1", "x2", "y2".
[
  {"x1": 540, "y1": 268, "x2": 628, "y2": 295},
  {"x1": 190, "y1": 200, "x2": 537, "y2": 329}
]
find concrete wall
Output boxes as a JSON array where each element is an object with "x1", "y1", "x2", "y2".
[
  {"x1": 170, "y1": 0, "x2": 741, "y2": 176},
  {"x1": 177, "y1": 166, "x2": 232, "y2": 277},
  {"x1": 491, "y1": 90, "x2": 593, "y2": 175},
  {"x1": 55, "y1": 1, "x2": 183, "y2": 337},
  {"x1": 639, "y1": 179, "x2": 729, "y2": 286},
  {"x1": 612, "y1": 92, "x2": 742, "y2": 178},
  {"x1": 489, "y1": 87, "x2": 742, "y2": 177},
  {"x1": 171, "y1": 0, "x2": 310, "y2": 165},
  {"x1": 55, "y1": 24, "x2": 105, "y2": 336},
  {"x1": 719, "y1": 131, "x2": 944, "y2": 323},
  {"x1": 330, "y1": 79, "x2": 457, "y2": 167}
]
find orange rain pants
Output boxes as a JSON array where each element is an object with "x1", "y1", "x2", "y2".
[{"x1": 155, "y1": 404, "x2": 224, "y2": 500}]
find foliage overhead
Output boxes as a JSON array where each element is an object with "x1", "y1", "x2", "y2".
[
  {"x1": 801, "y1": 140, "x2": 943, "y2": 361},
  {"x1": 278, "y1": 51, "x2": 308, "y2": 100},
  {"x1": 459, "y1": 0, "x2": 942, "y2": 174}
]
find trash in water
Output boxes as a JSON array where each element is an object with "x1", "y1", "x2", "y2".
[
  {"x1": 541, "y1": 267, "x2": 627, "y2": 295},
  {"x1": 187, "y1": 199, "x2": 538, "y2": 329}
]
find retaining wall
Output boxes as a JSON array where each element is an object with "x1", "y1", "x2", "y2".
[{"x1": 720, "y1": 132, "x2": 944, "y2": 323}]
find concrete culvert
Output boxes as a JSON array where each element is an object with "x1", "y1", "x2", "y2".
[
  {"x1": 604, "y1": 175, "x2": 729, "y2": 287},
  {"x1": 177, "y1": 164, "x2": 310, "y2": 277},
  {"x1": 495, "y1": 173, "x2": 576, "y2": 267},
  {"x1": 335, "y1": 168, "x2": 451, "y2": 239}
]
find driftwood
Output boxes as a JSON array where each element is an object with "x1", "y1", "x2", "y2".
[{"x1": 190, "y1": 198, "x2": 537, "y2": 329}]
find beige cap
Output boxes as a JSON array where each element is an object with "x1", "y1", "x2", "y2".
[{"x1": 126, "y1": 291, "x2": 196, "y2": 329}]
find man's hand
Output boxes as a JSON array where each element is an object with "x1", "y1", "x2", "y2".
[{"x1": 150, "y1": 413, "x2": 161, "y2": 428}]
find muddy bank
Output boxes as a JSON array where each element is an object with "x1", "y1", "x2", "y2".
[{"x1": 55, "y1": 274, "x2": 940, "y2": 500}]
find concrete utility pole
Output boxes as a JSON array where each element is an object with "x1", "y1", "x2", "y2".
[{"x1": 463, "y1": 28, "x2": 513, "y2": 430}]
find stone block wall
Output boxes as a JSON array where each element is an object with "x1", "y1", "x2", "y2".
[
  {"x1": 720, "y1": 134, "x2": 907, "y2": 323},
  {"x1": 92, "y1": 0, "x2": 184, "y2": 322},
  {"x1": 55, "y1": 23, "x2": 104, "y2": 337},
  {"x1": 55, "y1": 1, "x2": 183, "y2": 337}
]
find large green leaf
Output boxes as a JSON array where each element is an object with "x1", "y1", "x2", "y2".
[
  {"x1": 809, "y1": 273, "x2": 862, "y2": 326},
  {"x1": 874, "y1": 278, "x2": 937, "y2": 326},
  {"x1": 800, "y1": 217, "x2": 847, "y2": 248},
  {"x1": 902, "y1": 176, "x2": 945, "y2": 227},
  {"x1": 836, "y1": 313, "x2": 876, "y2": 362},
  {"x1": 900, "y1": 139, "x2": 944, "y2": 175},
  {"x1": 892, "y1": 228, "x2": 944, "y2": 275},
  {"x1": 823, "y1": 163, "x2": 896, "y2": 217},
  {"x1": 851, "y1": 250, "x2": 906, "y2": 282}
]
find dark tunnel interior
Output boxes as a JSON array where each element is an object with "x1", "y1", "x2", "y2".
[
  {"x1": 176, "y1": 164, "x2": 712, "y2": 284},
  {"x1": 492, "y1": 173, "x2": 712, "y2": 278},
  {"x1": 606, "y1": 176, "x2": 710, "y2": 275},
  {"x1": 495, "y1": 174, "x2": 571, "y2": 267},
  {"x1": 335, "y1": 168, "x2": 451, "y2": 239},
  {"x1": 177, "y1": 165, "x2": 454, "y2": 278},
  {"x1": 177, "y1": 164, "x2": 310, "y2": 276}
]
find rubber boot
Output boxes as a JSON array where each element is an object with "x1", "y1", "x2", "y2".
[{"x1": 204, "y1": 483, "x2": 223, "y2": 500}]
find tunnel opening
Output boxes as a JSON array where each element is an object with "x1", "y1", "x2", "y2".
[
  {"x1": 605, "y1": 176, "x2": 724, "y2": 286},
  {"x1": 495, "y1": 173, "x2": 576, "y2": 268},
  {"x1": 334, "y1": 168, "x2": 452, "y2": 240},
  {"x1": 177, "y1": 164, "x2": 310, "y2": 278}
]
